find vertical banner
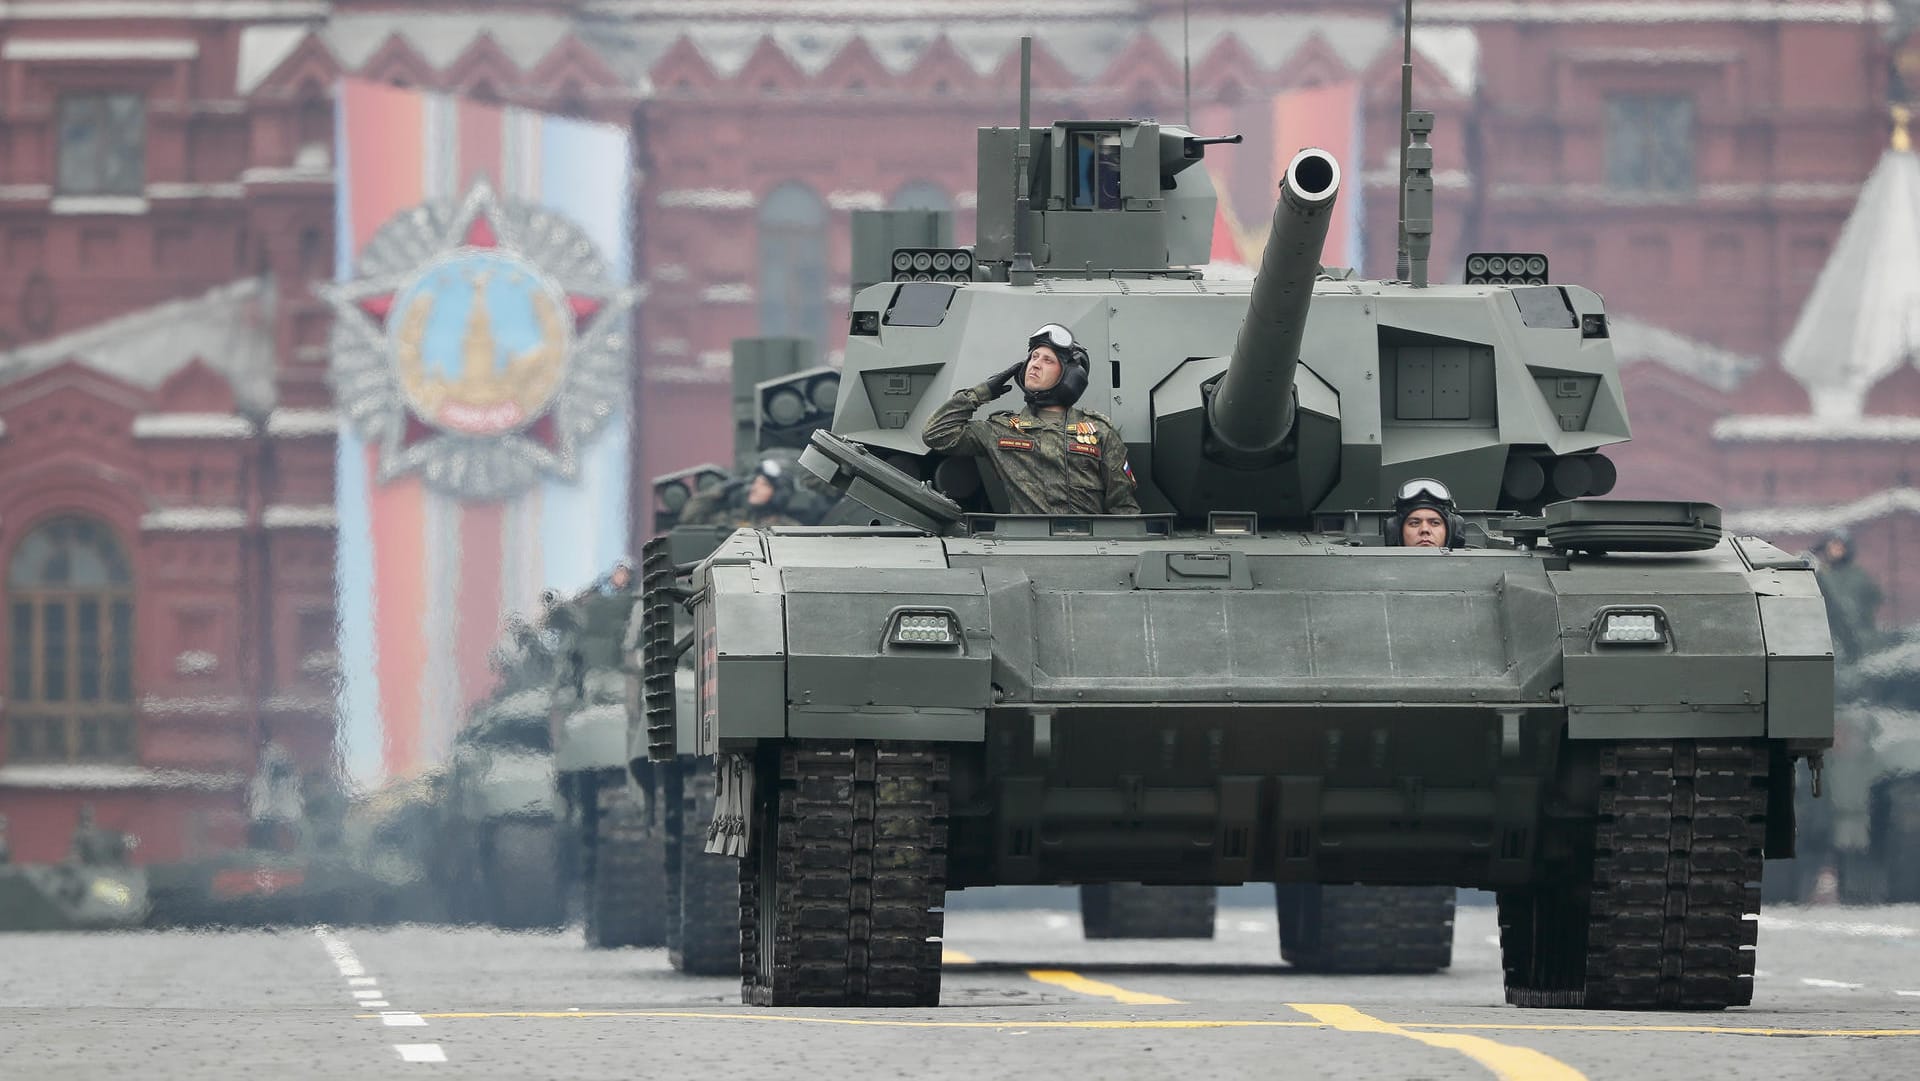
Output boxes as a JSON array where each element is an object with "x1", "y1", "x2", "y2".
[
  {"x1": 1195, "y1": 81, "x2": 1364, "y2": 273},
  {"x1": 326, "y1": 79, "x2": 636, "y2": 783}
]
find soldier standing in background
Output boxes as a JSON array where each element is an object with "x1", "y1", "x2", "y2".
[{"x1": 1816, "y1": 530, "x2": 1884, "y2": 660}]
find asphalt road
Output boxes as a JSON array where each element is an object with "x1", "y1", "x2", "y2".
[{"x1": 4, "y1": 901, "x2": 1920, "y2": 1081}]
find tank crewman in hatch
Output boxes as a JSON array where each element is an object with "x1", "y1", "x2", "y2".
[
  {"x1": 1387, "y1": 478, "x2": 1465, "y2": 549},
  {"x1": 679, "y1": 458, "x2": 807, "y2": 528},
  {"x1": 923, "y1": 323, "x2": 1141, "y2": 515}
]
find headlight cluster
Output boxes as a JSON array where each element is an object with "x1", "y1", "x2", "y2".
[
  {"x1": 890, "y1": 611, "x2": 958, "y2": 646},
  {"x1": 1596, "y1": 610, "x2": 1667, "y2": 645}
]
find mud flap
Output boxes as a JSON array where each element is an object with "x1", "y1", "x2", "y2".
[{"x1": 707, "y1": 753, "x2": 753, "y2": 857}]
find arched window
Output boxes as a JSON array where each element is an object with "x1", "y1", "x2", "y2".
[
  {"x1": 6, "y1": 517, "x2": 135, "y2": 763},
  {"x1": 757, "y1": 182, "x2": 828, "y2": 348},
  {"x1": 888, "y1": 181, "x2": 952, "y2": 213}
]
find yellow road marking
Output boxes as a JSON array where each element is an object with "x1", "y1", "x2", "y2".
[
  {"x1": 1024, "y1": 970, "x2": 1181, "y2": 1005},
  {"x1": 1418, "y1": 1022, "x2": 1920, "y2": 1038},
  {"x1": 362, "y1": 1010, "x2": 1920, "y2": 1039},
  {"x1": 942, "y1": 948, "x2": 976, "y2": 964},
  {"x1": 1290, "y1": 1003, "x2": 1588, "y2": 1081},
  {"x1": 376, "y1": 1011, "x2": 1301, "y2": 1028}
]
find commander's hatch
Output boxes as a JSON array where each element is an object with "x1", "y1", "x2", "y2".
[{"x1": 800, "y1": 430, "x2": 965, "y2": 535}]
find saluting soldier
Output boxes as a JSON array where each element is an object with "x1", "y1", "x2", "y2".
[{"x1": 923, "y1": 322, "x2": 1140, "y2": 515}]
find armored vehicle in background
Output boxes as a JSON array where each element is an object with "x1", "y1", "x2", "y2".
[
  {"x1": 435, "y1": 680, "x2": 570, "y2": 930},
  {"x1": 0, "y1": 826, "x2": 148, "y2": 931},
  {"x1": 547, "y1": 583, "x2": 663, "y2": 947},
  {"x1": 646, "y1": 75, "x2": 1832, "y2": 1011},
  {"x1": 621, "y1": 340, "x2": 843, "y2": 977}
]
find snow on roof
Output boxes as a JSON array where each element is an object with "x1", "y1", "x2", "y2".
[
  {"x1": 1780, "y1": 148, "x2": 1920, "y2": 419},
  {"x1": 131, "y1": 413, "x2": 256, "y2": 439},
  {"x1": 1722, "y1": 488, "x2": 1920, "y2": 534},
  {"x1": 0, "y1": 278, "x2": 276, "y2": 413},
  {"x1": 140, "y1": 507, "x2": 248, "y2": 532},
  {"x1": 1610, "y1": 314, "x2": 1763, "y2": 392},
  {"x1": 0, "y1": 763, "x2": 244, "y2": 791},
  {"x1": 1713, "y1": 415, "x2": 1920, "y2": 442}
]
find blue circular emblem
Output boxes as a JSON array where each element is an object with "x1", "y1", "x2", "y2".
[{"x1": 388, "y1": 250, "x2": 573, "y2": 438}]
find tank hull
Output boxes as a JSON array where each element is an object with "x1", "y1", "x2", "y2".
[{"x1": 680, "y1": 522, "x2": 1829, "y2": 1009}]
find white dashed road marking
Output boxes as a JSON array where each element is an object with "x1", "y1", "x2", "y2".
[
  {"x1": 314, "y1": 927, "x2": 450, "y2": 1062},
  {"x1": 1801, "y1": 978, "x2": 1865, "y2": 990}
]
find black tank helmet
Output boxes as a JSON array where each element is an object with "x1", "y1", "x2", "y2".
[
  {"x1": 1019, "y1": 322, "x2": 1090, "y2": 409},
  {"x1": 1386, "y1": 477, "x2": 1465, "y2": 548}
]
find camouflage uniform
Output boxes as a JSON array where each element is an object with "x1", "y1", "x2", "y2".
[
  {"x1": 924, "y1": 381, "x2": 1141, "y2": 515},
  {"x1": 678, "y1": 486, "x2": 804, "y2": 528}
]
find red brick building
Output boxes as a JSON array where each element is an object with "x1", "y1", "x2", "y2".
[
  {"x1": 0, "y1": 0, "x2": 1909, "y2": 860},
  {"x1": 0, "y1": 0, "x2": 633, "y2": 862}
]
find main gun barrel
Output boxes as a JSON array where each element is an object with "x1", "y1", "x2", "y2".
[{"x1": 1207, "y1": 148, "x2": 1340, "y2": 459}]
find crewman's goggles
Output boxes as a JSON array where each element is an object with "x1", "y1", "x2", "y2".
[
  {"x1": 1396, "y1": 478, "x2": 1453, "y2": 506},
  {"x1": 1027, "y1": 323, "x2": 1076, "y2": 353}
]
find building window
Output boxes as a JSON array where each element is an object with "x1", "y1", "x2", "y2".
[
  {"x1": 57, "y1": 93, "x2": 146, "y2": 196},
  {"x1": 5, "y1": 517, "x2": 135, "y2": 763},
  {"x1": 889, "y1": 181, "x2": 953, "y2": 213},
  {"x1": 1606, "y1": 95, "x2": 1694, "y2": 193},
  {"x1": 757, "y1": 182, "x2": 828, "y2": 348}
]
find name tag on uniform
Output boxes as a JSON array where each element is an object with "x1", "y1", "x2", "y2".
[
  {"x1": 1067, "y1": 442, "x2": 1100, "y2": 456},
  {"x1": 997, "y1": 437, "x2": 1035, "y2": 451}
]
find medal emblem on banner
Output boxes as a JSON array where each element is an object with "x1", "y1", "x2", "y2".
[{"x1": 324, "y1": 182, "x2": 637, "y2": 500}]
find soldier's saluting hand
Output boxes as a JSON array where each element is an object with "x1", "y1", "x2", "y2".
[{"x1": 923, "y1": 322, "x2": 1140, "y2": 515}]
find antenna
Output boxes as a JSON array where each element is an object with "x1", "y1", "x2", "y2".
[
  {"x1": 1395, "y1": 0, "x2": 1413, "y2": 282},
  {"x1": 1183, "y1": 0, "x2": 1192, "y2": 129},
  {"x1": 1011, "y1": 36, "x2": 1036, "y2": 286}
]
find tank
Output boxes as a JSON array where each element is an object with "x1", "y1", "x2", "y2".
[
  {"x1": 0, "y1": 858, "x2": 147, "y2": 931},
  {"x1": 543, "y1": 586, "x2": 662, "y2": 945},
  {"x1": 647, "y1": 83, "x2": 1835, "y2": 1011}
]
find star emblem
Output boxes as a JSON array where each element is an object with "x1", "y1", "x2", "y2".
[{"x1": 324, "y1": 182, "x2": 640, "y2": 501}]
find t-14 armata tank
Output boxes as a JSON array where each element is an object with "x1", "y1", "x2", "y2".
[{"x1": 644, "y1": 68, "x2": 1832, "y2": 1010}]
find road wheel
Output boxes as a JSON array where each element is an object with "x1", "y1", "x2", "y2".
[
  {"x1": 1080, "y1": 884, "x2": 1217, "y2": 939},
  {"x1": 741, "y1": 741, "x2": 948, "y2": 1007},
  {"x1": 1501, "y1": 740, "x2": 1767, "y2": 1009},
  {"x1": 1276, "y1": 884, "x2": 1454, "y2": 973},
  {"x1": 584, "y1": 782, "x2": 668, "y2": 949}
]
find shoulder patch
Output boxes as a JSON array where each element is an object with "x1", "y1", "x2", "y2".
[{"x1": 1078, "y1": 409, "x2": 1121, "y2": 435}]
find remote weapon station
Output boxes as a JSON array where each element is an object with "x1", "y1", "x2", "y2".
[{"x1": 642, "y1": 33, "x2": 1833, "y2": 1009}]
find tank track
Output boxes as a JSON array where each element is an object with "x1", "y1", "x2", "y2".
[
  {"x1": 583, "y1": 782, "x2": 668, "y2": 949},
  {"x1": 741, "y1": 741, "x2": 949, "y2": 1007},
  {"x1": 1275, "y1": 884, "x2": 1455, "y2": 973},
  {"x1": 1079, "y1": 884, "x2": 1218, "y2": 940},
  {"x1": 640, "y1": 538, "x2": 678, "y2": 761},
  {"x1": 1500, "y1": 740, "x2": 1768, "y2": 1009},
  {"x1": 667, "y1": 760, "x2": 742, "y2": 975}
]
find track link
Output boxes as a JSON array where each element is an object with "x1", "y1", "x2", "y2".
[
  {"x1": 742, "y1": 741, "x2": 949, "y2": 1007},
  {"x1": 669, "y1": 759, "x2": 742, "y2": 975},
  {"x1": 640, "y1": 538, "x2": 679, "y2": 762},
  {"x1": 1276, "y1": 884, "x2": 1455, "y2": 973},
  {"x1": 1501, "y1": 739, "x2": 1768, "y2": 1009},
  {"x1": 584, "y1": 782, "x2": 667, "y2": 949},
  {"x1": 1080, "y1": 884, "x2": 1218, "y2": 940}
]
